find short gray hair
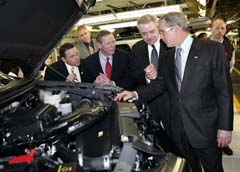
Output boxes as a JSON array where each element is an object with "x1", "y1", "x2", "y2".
[
  {"x1": 137, "y1": 14, "x2": 158, "y2": 29},
  {"x1": 159, "y1": 12, "x2": 188, "y2": 32}
]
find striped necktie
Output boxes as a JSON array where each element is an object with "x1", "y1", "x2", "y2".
[
  {"x1": 151, "y1": 45, "x2": 158, "y2": 69},
  {"x1": 175, "y1": 48, "x2": 182, "y2": 91}
]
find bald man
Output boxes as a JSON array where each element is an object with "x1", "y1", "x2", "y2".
[{"x1": 211, "y1": 18, "x2": 235, "y2": 73}]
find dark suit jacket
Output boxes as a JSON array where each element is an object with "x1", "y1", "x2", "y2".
[
  {"x1": 137, "y1": 39, "x2": 233, "y2": 148},
  {"x1": 81, "y1": 49, "x2": 134, "y2": 90},
  {"x1": 130, "y1": 39, "x2": 171, "y2": 134},
  {"x1": 44, "y1": 60, "x2": 84, "y2": 81}
]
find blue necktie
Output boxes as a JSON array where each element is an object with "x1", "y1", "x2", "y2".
[
  {"x1": 151, "y1": 45, "x2": 158, "y2": 69},
  {"x1": 175, "y1": 48, "x2": 182, "y2": 91}
]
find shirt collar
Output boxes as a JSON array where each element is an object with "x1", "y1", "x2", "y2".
[
  {"x1": 99, "y1": 50, "x2": 112, "y2": 61},
  {"x1": 176, "y1": 34, "x2": 193, "y2": 52}
]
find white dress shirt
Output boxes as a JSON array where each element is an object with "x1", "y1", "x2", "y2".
[
  {"x1": 65, "y1": 63, "x2": 81, "y2": 82},
  {"x1": 176, "y1": 34, "x2": 193, "y2": 80}
]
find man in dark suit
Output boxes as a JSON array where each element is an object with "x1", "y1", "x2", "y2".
[
  {"x1": 81, "y1": 30, "x2": 133, "y2": 90},
  {"x1": 44, "y1": 43, "x2": 84, "y2": 82},
  {"x1": 130, "y1": 14, "x2": 174, "y2": 153},
  {"x1": 131, "y1": 14, "x2": 168, "y2": 86},
  {"x1": 211, "y1": 18, "x2": 235, "y2": 156},
  {"x1": 115, "y1": 12, "x2": 233, "y2": 172}
]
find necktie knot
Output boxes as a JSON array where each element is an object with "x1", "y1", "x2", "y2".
[
  {"x1": 71, "y1": 67, "x2": 75, "y2": 74},
  {"x1": 151, "y1": 45, "x2": 158, "y2": 69},
  {"x1": 71, "y1": 66, "x2": 80, "y2": 82},
  {"x1": 105, "y1": 57, "x2": 112, "y2": 79}
]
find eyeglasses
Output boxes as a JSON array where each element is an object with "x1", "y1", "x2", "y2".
[{"x1": 159, "y1": 27, "x2": 174, "y2": 35}]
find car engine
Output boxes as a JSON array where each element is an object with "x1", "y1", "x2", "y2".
[{"x1": 0, "y1": 80, "x2": 186, "y2": 172}]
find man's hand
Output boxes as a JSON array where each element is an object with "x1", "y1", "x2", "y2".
[
  {"x1": 144, "y1": 64, "x2": 157, "y2": 80},
  {"x1": 114, "y1": 91, "x2": 136, "y2": 102},
  {"x1": 95, "y1": 73, "x2": 113, "y2": 86},
  {"x1": 217, "y1": 129, "x2": 232, "y2": 148},
  {"x1": 66, "y1": 73, "x2": 77, "y2": 82}
]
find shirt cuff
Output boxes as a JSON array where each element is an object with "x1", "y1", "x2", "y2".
[
  {"x1": 145, "y1": 75, "x2": 151, "y2": 84},
  {"x1": 128, "y1": 91, "x2": 139, "y2": 103}
]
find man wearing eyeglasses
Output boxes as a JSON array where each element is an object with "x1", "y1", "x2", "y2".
[
  {"x1": 81, "y1": 30, "x2": 133, "y2": 90},
  {"x1": 115, "y1": 12, "x2": 233, "y2": 172}
]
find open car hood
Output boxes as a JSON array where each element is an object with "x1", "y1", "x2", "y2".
[{"x1": 0, "y1": 0, "x2": 95, "y2": 78}]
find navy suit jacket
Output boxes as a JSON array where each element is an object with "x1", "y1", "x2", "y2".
[
  {"x1": 81, "y1": 49, "x2": 134, "y2": 90},
  {"x1": 137, "y1": 39, "x2": 233, "y2": 148}
]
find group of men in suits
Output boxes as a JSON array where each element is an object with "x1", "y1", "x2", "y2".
[
  {"x1": 44, "y1": 29, "x2": 134, "y2": 90},
  {"x1": 44, "y1": 12, "x2": 234, "y2": 172}
]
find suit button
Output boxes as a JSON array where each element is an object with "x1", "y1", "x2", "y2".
[{"x1": 178, "y1": 98, "x2": 181, "y2": 102}]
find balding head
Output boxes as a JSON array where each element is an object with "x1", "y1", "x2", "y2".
[{"x1": 211, "y1": 18, "x2": 227, "y2": 41}]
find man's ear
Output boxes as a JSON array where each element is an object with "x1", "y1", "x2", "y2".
[
  {"x1": 61, "y1": 57, "x2": 66, "y2": 63},
  {"x1": 97, "y1": 42, "x2": 102, "y2": 49}
]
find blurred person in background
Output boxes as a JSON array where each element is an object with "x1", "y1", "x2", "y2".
[
  {"x1": 211, "y1": 18, "x2": 235, "y2": 74},
  {"x1": 211, "y1": 18, "x2": 235, "y2": 156},
  {"x1": 197, "y1": 32, "x2": 208, "y2": 40},
  {"x1": 75, "y1": 25, "x2": 98, "y2": 59}
]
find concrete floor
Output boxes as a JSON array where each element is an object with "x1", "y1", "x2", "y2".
[
  {"x1": 223, "y1": 55, "x2": 240, "y2": 172},
  {"x1": 223, "y1": 110, "x2": 240, "y2": 172}
]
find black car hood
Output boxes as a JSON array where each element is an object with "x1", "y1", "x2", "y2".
[{"x1": 0, "y1": 0, "x2": 95, "y2": 78}]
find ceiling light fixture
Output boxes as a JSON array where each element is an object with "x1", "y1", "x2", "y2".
[
  {"x1": 116, "y1": 4, "x2": 182, "y2": 20},
  {"x1": 76, "y1": 4, "x2": 185, "y2": 26},
  {"x1": 99, "y1": 21, "x2": 137, "y2": 30}
]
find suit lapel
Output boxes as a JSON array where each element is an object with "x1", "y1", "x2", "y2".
[
  {"x1": 111, "y1": 52, "x2": 119, "y2": 79},
  {"x1": 181, "y1": 40, "x2": 200, "y2": 93},
  {"x1": 144, "y1": 42, "x2": 150, "y2": 64},
  {"x1": 165, "y1": 50, "x2": 178, "y2": 91},
  {"x1": 96, "y1": 55, "x2": 104, "y2": 74},
  {"x1": 60, "y1": 60, "x2": 70, "y2": 77}
]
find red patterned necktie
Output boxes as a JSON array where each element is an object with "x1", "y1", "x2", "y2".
[{"x1": 105, "y1": 57, "x2": 112, "y2": 79}]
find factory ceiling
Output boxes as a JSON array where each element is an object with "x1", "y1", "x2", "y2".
[{"x1": 83, "y1": 0, "x2": 240, "y2": 35}]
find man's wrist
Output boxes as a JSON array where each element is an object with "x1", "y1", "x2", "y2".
[{"x1": 132, "y1": 91, "x2": 138, "y2": 100}]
